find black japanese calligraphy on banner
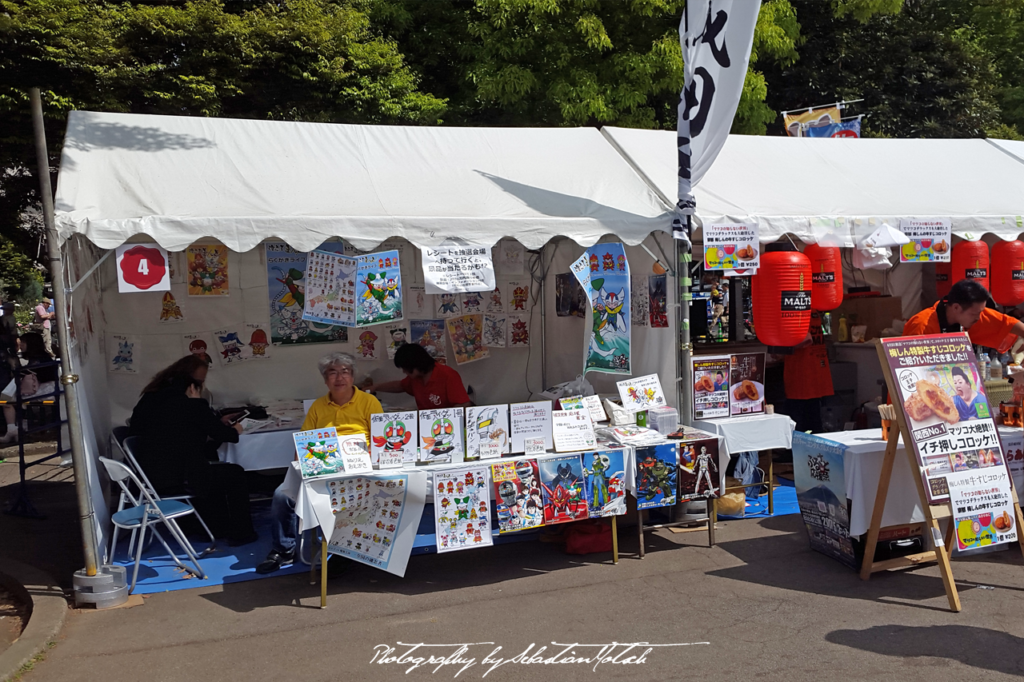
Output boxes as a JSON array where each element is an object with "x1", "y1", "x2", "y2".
[{"x1": 881, "y1": 333, "x2": 1009, "y2": 504}]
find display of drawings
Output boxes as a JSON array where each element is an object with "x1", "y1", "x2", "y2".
[
  {"x1": 418, "y1": 408, "x2": 464, "y2": 464},
  {"x1": 158, "y1": 292, "x2": 184, "y2": 323},
  {"x1": 466, "y1": 405, "x2": 510, "y2": 459},
  {"x1": 303, "y1": 249, "x2": 402, "y2": 327},
  {"x1": 446, "y1": 314, "x2": 488, "y2": 365},
  {"x1": 293, "y1": 427, "x2": 343, "y2": 478},
  {"x1": 370, "y1": 411, "x2": 418, "y2": 467},
  {"x1": 491, "y1": 459, "x2": 544, "y2": 533},
  {"x1": 583, "y1": 449, "x2": 627, "y2": 516},
  {"x1": 538, "y1": 455, "x2": 589, "y2": 524},
  {"x1": 483, "y1": 316, "x2": 506, "y2": 348},
  {"x1": 186, "y1": 244, "x2": 229, "y2": 296},
  {"x1": 265, "y1": 242, "x2": 348, "y2": 345},
  {"x1": 433, "y1": 467, "x2": 494, "y2": 553},
  {"x1": 634, "y1": 443, "x2": 678, "y2": 509},
  {"x1": 570, "y1": 243, "x2": 631, "y2": 375},
  {"x1": 212, "y1": 323, "x2": 272, "y2": 366}
]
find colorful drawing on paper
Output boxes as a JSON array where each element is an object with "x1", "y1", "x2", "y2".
[
  {"x1": 433, "y1": 467, "x2": 494, "y2": 553},
  {"x1": 508, "y1": 315, "x2": 530, "y2": 347},
  {"x1": 357, "y1": 250, "x2": 403, "y2": 325},
  {"x1": 158, "y1": 292, "x2": 184, "y2": 323},
  {"x1": 446, "y1": 314, "x2": 488, "y2": 365},
  {"x1": 411, "y1": 319, "x2": 447, "y2": 365},
  {"x1": 356, "y1": 329, "x2": 380, "y2": 360},
  {"x1": 648, "y1": 274, "x2": 668, "y2": 328},
  {"x1": 326, "y1": 473, "x2": 417, "y2": 576},
  {"x1": 491, "y1": 459, "x2": 544, "y2": 533},
  {"x1": 678, "y1": 431, "x2": 720, "y2": 501},
  {"x1": 461, "y1": 291, "x2": 483, "y2": 314},
  {"x1": 370, "y1": 411, "x2": 418, "y2": 467},
  {"x1": 407, "y1": 286, "x2": 430, "y2": 318},
  {"x1": 466, "y1": 405, "x2": 510, "y2": 459},
  {"x1": 436, "y1": 293, "x2": 461, "y2": 318},
  {"x1": 418, "y1": 408, "x2": 463, "y2": 464},
  {"x1": 485, "y1": 287, "x2": 505, "y2": 314},
  {"x1": 538, "y1": 455, "x2": 588, "y2": 524},
  {"x1": 634, "y1": 443, "x2": 678, "y2": 509},
  {"x1": 483, "y1": 316, "x2": 506, "y2": 348},
  {"x1": 570, "y1": 243, "x2": 630, "y2": 374},
  {"x1": 506, "y1": 281, "x2": 530, "y2": 313},
  {"x1": 293, "y1": 427, "x2": 343, "y2": 478},
  {"x1": 108, "y1": 334, "x2": 139, "y2": 374},
  {"x1": 182, "y1": 333, "x2": 214, "y2": 362},
  {"x1": 186, "y1": 244, "x2": 229, "y2": 296},
  {"x1": 583, "y1": 449, "x2": 627, "y2": 516},
  {"x1": 214, "y1": 329, "x2": 247, "y2": 366},
  {"x1": 303, "y1": 249, "x2": 358, "y2": 326},
  {"x1": 631, "y1": 275, "x2": 648, "y2": 328},
  {"x1": 386, "y1": 324, "x2": 408, "y2": 360},
  {"x1": 616, "y1": 374, "x2": 667, "y2": 412},
  {"x1": 265, "y1": 242, "x2": 348, "y2": 345}
]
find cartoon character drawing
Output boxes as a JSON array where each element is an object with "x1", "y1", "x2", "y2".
[
  {"x1": 455, "y1": 497, "x2": 470, "y2": 521},
  {"x1": 423, "y1": 418, "x2": 456, "y2": 456},
  {"x1": 112, "y1": 339, "x2": 134, "y2": 370},
  {"x1": 602, "y1": 252, "x2": 615, "y2": 271},
  {"x1": 693, "y1": 445, "x2": 718, "y2": 497},
  {"x1": 188, "y1": 339, "x2": 208, "y2": 357},
  {"x1": 487, "y1": 289, "x2": 504, "y2": 313},
  {"x1": 218, "y1": 332, "x2": 244, "y2": 361},
  {"x1": 484, "y1": 317, "x2": 505, "y2": 346},
  {"x1": 601, "y1": 286, "x2": 626, "y2": 333},
  {"x1": 388, "y1": 327, "x2": 407, "y2": 356},
  {"x1": 462, "y1": 292, "x2": 482, "y2": 312},
  {"x1": 438, "y1": 294, "x2": 459, "y2": 316},
  {"x1": 248, "y1": 328, "x2": 269, "y2": 356},
  {"x1": 511, "y1": 286, "x2": 528, "y2": 311},
  {"x1": 275, "y1": 302, "x2": 310, "y2": 341},
  {"x1": 589, "y1": 254, "x2": 599, "y2": 272},
  {"x1": 510, "y1": 318, "x2": 529, "y2": 345},
  {"x1": 617, "y1": 254, "x2": 626, "y2": 272},
  {"x1": 159, "y1": 292, "x2": 183, "y2": 322},
  {"x1": 358, "y1": 330, "x2": 378, "y2": 358},
  {"x1": 385, "y1": 277, "x2": 400, "y2": 300},
  {"x1": 372, "y1": 420, "x2": 412, "y2": 451},
  {"x1": 273, "y1": 267, "x2": 306, "y2": 308}
]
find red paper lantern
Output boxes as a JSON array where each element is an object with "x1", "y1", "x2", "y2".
[
  {"x1": 936, "y1": 261, "x2": 952, "y2": 299},
  {"x1": 991, "y1": 240, "x2": 1024, "y2": 306},
  {"x1": 803, "y1": 243, "x2": 843, "y2": 311},
  {"x1": 753, "y1": 243, "x2": 812, "y2": 347},
  {"x1": 950, "y1": 240, "x2": 989, "y2": 291}
]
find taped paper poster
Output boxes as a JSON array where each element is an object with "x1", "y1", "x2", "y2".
[
  {"x1": 505, "y1": 281, "x2": 530, "y2": 313},
  {"x1": 446, "y1": 314, "x2": 488, "y2": 365},
  {"x1": 631, "y1": 275, "x2": 648, "y2": 327},
  {"x1": 385, "y1": 323, "x2": 408, "y2": 360},
  {"x1": 116, "y1": 244, "x2": 171, "y2": 293},
  {"x1": 497, "y1": 241, "x2": 525, "y2": 275},
  {"x1": 265, "y1": 242, "x2": 349, "y2": 345},
  {"x1": 407, "y1": 285, "x2": 430, "y2": 318},
  {"x1": 410, "y1": 319, "x2": 447, "y2": 365},
  {"x1": 483, "y1": 316, "x2": 506, "y2": 348},
  {"x1": 186, "y1": 244, "x2": 229, "y2": 296},
  {"x1": 158, "y1": 292, "x2": 185, "y2": 323},
  {"x1": 508, "y1": 314, "x2": 531, "y2": 347},
  {"x1": 485, "y1": 287, "x2": 505, "y2": 314},
  {"x1": 436, "y1": 293, "x2": 462, "y2": 319},
  {"x1": 422, "y1": 244, "x2": 495, "y2": 295},
  {"x1": 108, "y1": 334, "x2": 140, "y2": 374},
  {"x1": 355, "y1": 328, "x2": 380, "y2": 360}
]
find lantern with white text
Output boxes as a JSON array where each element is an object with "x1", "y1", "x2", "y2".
[
  {"x1": 803, "y1": 243, "x2": 843, "y2": 311},
  {"x1": 752, "y1": 243, "x2": 812, "y2": 347},
  {"x1": 950, "y1": 240, "x2": 990, "y2": 291},
  {"x1": 991, "y1": 240, "x2": 1024, "y2": 306},
  {"x1": 936, "y1": 261, "x2": 952, "y2": 299}
]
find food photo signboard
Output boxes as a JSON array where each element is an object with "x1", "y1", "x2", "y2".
[
  {"x1": 881, "y1": 333, "x2": 1007, "y2": 503},
  {"x1": 729, "y1": 353, "x2": 766, "y2": 417},
  {"x1": 692, "y1": 356, "x2": 730, "y2": 419}
]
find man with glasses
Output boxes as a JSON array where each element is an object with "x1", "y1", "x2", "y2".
[{"x1": 257, "y1": 352, "x2": 382, "y2": 574}]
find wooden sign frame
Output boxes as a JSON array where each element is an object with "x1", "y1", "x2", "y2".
[{"x1": 863, "y1": 337, "x2": 1024, "y2": 612}]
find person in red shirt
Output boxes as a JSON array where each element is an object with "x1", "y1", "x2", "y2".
[
  {"x1": 905, "y1": 279, "x2": 1024, "y2": 347},
  {"x1": 783, "y1": 310, "x2": 834, "y2": 433},
  {"x1": 364, "y1": 343, "x2": 471, "y2": 410}
]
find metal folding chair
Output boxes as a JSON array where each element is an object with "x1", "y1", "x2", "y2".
[{"x1": 98, "y1": 457, "x2": 207, "y2": 592}]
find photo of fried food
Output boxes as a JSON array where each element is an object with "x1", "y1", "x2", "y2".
[
  {"x1": 933, "y1": 239, "x2": 948, "y2": 254},
  {"x1": 904, "y1": 392, "x2": 933, "y2": 422},
  {"x1": 916, "y1": 379, "x2": 958, "y2": 424},
  {"x1": 695, "y1": 375, "x2": 715, "y2": 393},
  {"x1": 736, "y1": 245, "x2": 758, "y2": 261},
  {"x1": 743, "y1": 379, "x2": 759, "y2": 400},
  {"x1": 733, "y1": 385, "x2": 744, "y2": 400},
  {"x1": 994, "y1": 510, "x2": 1014, "y2": 531}
]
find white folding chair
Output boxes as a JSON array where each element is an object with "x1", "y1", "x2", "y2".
[{"x1": 98, "y1": 457, "x2": 207, "y2": 592}]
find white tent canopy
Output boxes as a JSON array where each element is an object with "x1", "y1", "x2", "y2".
[
  {"x1": 603, "y1": 127, "x2": 1024, "y2": 247},
  {"x1": 54, "y1": 111, "x2": 674, "y2": 252}
]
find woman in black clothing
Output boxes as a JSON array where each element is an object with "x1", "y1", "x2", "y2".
[{"x1": 129, "y1": 355, "x2": 256, "y2": 545}]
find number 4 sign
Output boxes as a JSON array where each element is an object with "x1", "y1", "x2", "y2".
[{"x1": 116, "y1": 244, "x2": 171, "y2": 293}]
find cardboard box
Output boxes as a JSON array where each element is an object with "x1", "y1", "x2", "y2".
[{"x1": 831, "y1": 296, "x2": 903, "y2": 342}]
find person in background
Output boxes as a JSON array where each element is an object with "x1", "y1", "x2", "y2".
[
  {"x1": 362, "y1": 343, "x2": 470, "y2": 410},
  {"x1": 34, "y1": 298, "x2": 54, "y2": 357},
  {"x1": 905, "y1": 279, "x2": 1024, "y2": 345},
  {"x1": 783, "y1": 310, "x2": 834, "y2": 434},
  {"x1": 257, "y1": 352, "x2": 382, "y2": 574},
  {"x1": 129, "y1": 355, "x2": 256, "y2": 545},
  {"x1": 0, "y1": 332, "x2": 57, "y2": 444}
]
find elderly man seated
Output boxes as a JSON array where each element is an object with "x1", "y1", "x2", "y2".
[{"x1": 257, "y1": 351, "x2": 382, "y2": 574}]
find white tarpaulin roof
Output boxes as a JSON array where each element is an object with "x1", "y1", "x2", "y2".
[
  {"x1": 54, "y1": 111, "x2": 673, "y2": 252},
  {"x1": 603, "y1": 127, "x2": 1024, "y2": 247}
]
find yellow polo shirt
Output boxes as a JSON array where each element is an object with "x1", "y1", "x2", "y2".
[{"x1": 301, "y1": 388, "x2": 382, "y2": 440}]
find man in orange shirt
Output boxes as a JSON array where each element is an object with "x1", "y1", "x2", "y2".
[
  {"x1": 784, "y1": 310, "x2": 834, "y2": 433},
  {"x1": 904, "y1": 279, "x2": 1024, "y2": 346}
]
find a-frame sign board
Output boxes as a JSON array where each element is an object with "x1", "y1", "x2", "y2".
[{"x1": 861, "y1": 334, "x2": 1024, "y2": 612}]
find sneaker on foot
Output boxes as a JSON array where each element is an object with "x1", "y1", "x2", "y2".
[{"x1": 255, "y1": 549, "x2": 294, "y2": 574}]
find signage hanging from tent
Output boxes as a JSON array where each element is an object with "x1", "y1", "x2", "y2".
[
  {"x1": 570, "y1": 243, "x2": 631, "y2": 375},
  {"x1": 421, "y1": 244, "x2": 496, "y2": 295},
  {"x1": 115, "y1": 244, "x2": 170, "y2": 293},
  {"x1": 703, "y1": 223, "x2": 759, "y2": 270},
  {"x1": 899, "y1": 219, "x2": 952, "y2": 263}
]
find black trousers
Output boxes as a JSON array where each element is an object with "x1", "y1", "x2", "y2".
[
  {"x1": 785, "y1": 397, "x2": 823, "y2": 435},
  {"x1": 182, "y1": 461, "x2": 255, "y2": 542}
]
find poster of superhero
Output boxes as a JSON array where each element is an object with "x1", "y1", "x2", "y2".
[
  {"x1": 446, "y1": 314, "x2": 489, "y2": 365},
  {"x1": 881, "y1": 332, "x2": 1007, "y2": 503},
  {"x1": 569, "y1": 243, "x2": 630, "y2": 375},
  {"x1": 466, "y1": 405, "x2": 510, "y2": 460},
  {"x1": 410, "y1": 319, "x2": 448, "y2": 365},
  {"x1": 265, "y1": 242, "x2": 349, "y2": 345},
  {"x1": 491, "y1": 459, "x2": 545, "y2": 533},
  {"x1": 582, "y1": 449, "x2": 627, "y2": 517},
  {"x1": 792, "y1": 432, "x2": 856, "y2": 569},
  {"x1": 677, "y1": 428, "x2": 721, "y2": 501},
  {"x1": 370, "y1": 411, "x2": 418, "y2": 467},
  {"x1": 634, "y1": 443, "x2": 678, "y2": 510},
  {"x1": 538, "y1": 455, "x2": 589, "y2": 524},
  {"x1": 432, "y1": 467, "x2": 494, "y2": 553},
  {"x1": 418, "y1": 408, "x2": 464, "y2": 464},
  {"x1": 186, "y1": 244, "x2": 229, "y2": 296}
]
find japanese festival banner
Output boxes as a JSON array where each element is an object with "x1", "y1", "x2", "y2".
[
  {"x1": 802, "y1": 119, "x2": 861, "y2": 138},
  {"x1": 634, "y1": 443, "x2": 678, "y2": 510},
  {"x1": 899, "y1": 219, "x2": 951, "y2": 263},
  {"x1": 947, "y1": 468, "x2": 1018, "y2": 551},
  {"x1": 882, "y1": 333, "x2": 1007, "y2": 503},
  {"x1": 115, "y1": 243, "x2": 170, "y2": 293},
  {"x1": 703, "y1": 223, "x2": 759, "y2": 271},
  {"x1": 303, "y1": 249, "x2": 403, "y2": 327},
  {"x1": 539, "y1": 455, "x2": 589, "y2": 524},
  {"x1": 615, "y1": 373, "x2": 668, "y2": 413},
  {"x1": 324, "y1": 471, "x2": 426, "y2": 578},
  {"x1": 491, "y1": 459, "x2": 544, "y2": 533},
  {"x1": 792, "y1": 432, "x2": 857, "y2": 569},
  {"x1": 677, "y1": 428, "x2": 722, "y2": 502},
  {"x1": 582, "y1": 449, "x2": 627, "y2": 517},
  {"x1": 569, "y1": 243, "x2": 631, "y2": 375},
  {"x1": 186, "y1": 244, "x2": 229, "y2": 296},
  {"x1": 730, "y1": 352, "x2": 766, "y2": 416},
  {"x1": 446, "y1": 314, "x2": 488, "y2": 365},
  {"x1": 433, "y1": 467, "x2": 494, "y2": 553},
  {"x1": 783, "y1": 106, "x2": 840, "y2": 137},
  {"x1": 265, "y1": 242, "x2": 348, "y2": 345},
  {"x1": 692, "y1": 355, "x2": 730, "y2": 419},
  {"x1": 421, "y1": 245, "x2": 496, "y2": 295},
  {"x1": 370, "y1": 411, "x2": 418, "y2": 467}
]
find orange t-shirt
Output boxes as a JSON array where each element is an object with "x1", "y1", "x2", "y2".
[
  {"x1": 784, "y1": 311, "x2": 834, "y2": 400},
  {"x1": 903, "y1": 302, "x2": 1016, "y2": 347}
]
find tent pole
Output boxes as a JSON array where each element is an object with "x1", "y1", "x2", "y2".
[
  {"x1": 30, "y1": 87, "x2": 99, "y2": 576},
  {"x1": 679, "y1": 219, "x2": 693, "y2": 425}
]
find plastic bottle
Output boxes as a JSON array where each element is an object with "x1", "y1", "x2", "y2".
[
  {"x1": 838, "y1": 314, "x2": 849, "y2": 342},
  {"x1": 990, "y1": 354, "x2": 1002, "y2": 381},
  {"x1": 980, "y1": 352, "x2": 990, "y2": 382}
]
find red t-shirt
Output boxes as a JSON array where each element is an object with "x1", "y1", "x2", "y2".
[
  {"x1": 784, "y1": 311, "x2": 834, "y2": 401},
  {"x1": 400, "y1": 363, "x2": 469, "y2": 410}
]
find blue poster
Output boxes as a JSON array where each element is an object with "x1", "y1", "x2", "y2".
[
  {"x1": 583, "y1": 449, "x2": 627, "y2": 517},
  {"x1": 635, "y1": 443, "x2": 678, "y2": 510},
  {"x1": 265, "y1": 242, "x2": 348, "y2": 345},
  {"x1": 356, "y1": 250, "x2": 403, "y2": 326},
  {"x1": 569, "y1": 243, "x2": 631, "y2": 375},
  {"x1": 792, "y1": 432, "x2": 857, "y2": 569},
  {"x1": 803, "y1": 120, "x2": 861, "y2": 138}
]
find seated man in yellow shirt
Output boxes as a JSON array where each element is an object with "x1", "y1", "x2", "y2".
[{"x1": 257, "y1": 351, "x2": 382, "y2": 574}]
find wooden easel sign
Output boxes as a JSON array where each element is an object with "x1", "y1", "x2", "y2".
[{"x1": 866, "y1": 333, "x2": 1024, "y2": 612}]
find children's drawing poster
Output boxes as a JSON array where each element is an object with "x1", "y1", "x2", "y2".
[
  {"x1": 505, "y1": 281, "x2": 530, "y2": 313},
  {"x1": 433, "y1": 467, "x2": 494, "y2": 553},
  {"x1": 293, "y1": 426, "x2": 343, "y2": 478},
  {"x1": 356, "y1": 328, "x2": 380, "y2": 360},
  {"x1": 357, "y1": 250, "x2": 403, "y2": 325},
  {"x1": 213, "y1": 328, "x2": 248, "y2": 366},
  {"x1": 539, "y1": 455, "x2": 589, "y2": 524},
  {"x1": 265, "y1": 242, "x2": 348, "y2": 345},
  {"x1": 508, "y1": 314, "x2": 531, "y2": 347},
  {"x1": 466, "y1": 405, "x2": 510, "y2": 460},
  {"x1": 186, "y1": 244, "x2": 229, "y2": 296},
  {"x1": 407, "y1": 286, "x2": 430, "y2": 318},
  {"x1": 370, "y1": 411, "x2": 418, "y2": 467},
  {"x1": 583, "y1": 449, "x2": 627, "y2": 517},
  {"x1": 385, "y1": 323, "x2": 408, "y2": 360},
  {"x1": 483, "y1": 315, "x2": 506, "y2": 348},
  {"x1": 436, "y1": 293, "x2": 461, "y2": 318},
  {"x1": 510, "y1": 401, "x2": 553, "y2": 453},
  {"x1": 635, "y1": 443, "x2": 678, "y2": 509},
  {"x1": 181, "y1": 332, "x2": 214, "y2": 361},
  {"x1": 491, "y1": 459, "x2": 544, "y2": 533},
  {"x1": 648, "y1": 274, "x2": 669, "y2": 328},
  {"x1": 158, "y1": 292, "x2": 185, "y2": 323},
  {"x1": 631, "y1": 275, "x2": 648, "y2": 327},
  {"x1": 244, "y1": 323, "x2": 272, "y2": 360},
  {"x1": 498, "y1": 241, "x2": 525, "y2": 275},
  {"x1": 446, "y1": 314, "x2": 488, "y2": 365},
  {"x1": 410, "y1": 319, "x2": 448, "y2": 365},
  {"x1": 325, "y1": 471, "x2": 426, "y2": 577},
  {"x1": 616, "y1": 374, "x2": 668, "y2": 413},
  {"x1": 485, "y1": 287, "x2": 505, "y2": 314},
  {"x1": 461, "y1": 291, "x2": 484, "y2": 314},
  {"x1": 570, "y1": 243, "x2": 631, "y2": 375},
  {"x1": 419, "y1": 408, "x2": 464, "y2": 464},
  {"x1": 303, "y1": 248, "x2": 358, "y2": 326},
  {"x1": 108, "y1": 334, "x2": 140, "y2": 374}
]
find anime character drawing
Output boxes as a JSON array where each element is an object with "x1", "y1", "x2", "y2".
[
  {"x1": 486, "y1": 289, "x2": 504, "y2": 313},
  {"x1": 635, "y1": 446, "x2": 678, "y2": 508},
  {"x1": 275, "y1": 302, "x2": 310, "y2": 341},
  {"x1": 357, "y1": 330, "x2": 378, "y2": 358},
  {"x1": 218, "y1": 332, "x2": 245, "y2": 362},
  {"x1": 273, "y1": 267, "x2": 306, "y2": 309},
  {"x1": 692, "y1": 445, "x2": 718, "y2": 497},
  {"x1": 423, "y1": 418, "x2": 456, "y2": 457},
  {"x1": 388, "y1": 327, "x2": 407, "y2": 358},
  {"x1": 159, "y1": 292, "x2": 183, "y2": 322},
  {"x1": 539, "y1": 457, "x2": 588, "y2": 524},
  {"x1": 510, "y1": 318, "x2": 529, "y2": 346},
  {"x1": 248, "y1": 328, "x2": 269, "y2": 356},
  {"x1": 511, "y1": 286, "x2": 528, "y2": 311},
  {"x1": 438, "y1": 294, "x2": 459, "y2": 317},
  {"x1": 462, "y1": 292, "x2": 482, "y2": 313},
  {"x1": 187, "y1": 339, "x2": 208, "y2": 357},
  {"x1": 372, "y1": 420, "x2": 412, "y2": 451},
  {"x1": 111, "y1": 339, "x2": 134, "y2": 371},
  {"x1": 484, "y1": 316, "x2": 506, "y2": 347}
]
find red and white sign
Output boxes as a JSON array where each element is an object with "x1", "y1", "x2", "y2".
[{"x1": 115, "y1": 244, "x2": 171, "y2": 293}]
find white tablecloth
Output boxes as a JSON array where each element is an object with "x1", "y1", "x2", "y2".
[
  {"x1": 218, "y1": 429, "x2": 296, "y2": 471},
  {"x1": 692, "y1": 413, "x2": 795, "y2": 456}
]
